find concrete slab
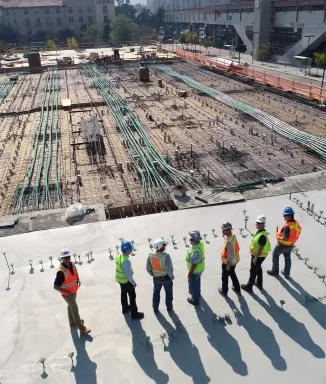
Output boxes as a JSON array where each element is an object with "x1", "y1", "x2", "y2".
[{"x1": 0, "y1": 190, "x2": 326, "y2": 383}]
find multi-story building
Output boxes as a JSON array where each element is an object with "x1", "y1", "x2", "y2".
[
  {"x1": 0, "y1": 0, "x2": 115, "y2": 43},
  {"x1": 153, "y1": 0, "x2": 326, "y2": 63}
]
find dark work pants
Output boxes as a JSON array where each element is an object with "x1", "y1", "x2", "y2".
[
  {"x1": 222, "y1": 263, "x2": 240, "y2": 293},
  {"x1": 272, "y1": 243, "x2": 292, "y2": 276},
  {"x1": 119, "y1": 282, "x2": 138, "y2": 316},
  {"x1": 153, "y1": 275, "x2": 173, "y2": 311},
  {"x1": 248, "y1": 255, "x2": 265, "y2": 287}
]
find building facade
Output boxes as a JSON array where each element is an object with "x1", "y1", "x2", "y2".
[
  {"x1": 153, "y1": 0, "x2": 326, "y2": 63},
  {"x1": 0, "y1": 0, "x2": 115, "y2": 42}
]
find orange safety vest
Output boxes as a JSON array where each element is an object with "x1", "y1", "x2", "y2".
[
  {"x1": 59, "y1": 263, "x2": 79, "y2": 296},
  {"x1": 149, "y1": 252, "x2": 168, "y2": 277},
  {"x1": 276, "y1": 220, "x2": 302, "y2": 246},
  {"x1": 221, "y1": 234, "x2": 240, "y2": 264}
]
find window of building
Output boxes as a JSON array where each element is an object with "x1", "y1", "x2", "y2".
[
  {"x1": 35, "y1": 10, "x2": 39, "y2": 14},
  {"x1": 5, "y1": 10, "x2": 9, "y2": 16},
  {"x1": 46, "y1": 16, "x2": 51, "y2": 23},
  {"x1": 24, "y1": 8, "x2": 28, "y2": 14},
  {"x1": 88, "y1": 15, "x2": 93, "y2": 22},
  {"x1": 103, "y1": 5, "x2": 108, "y2": 13},
  {"x1": 56, "y1": 8, "x2": 60, "y2": 13},
  {"x1": 57, "y1": 17, "x2": 62, "y2": 24},
  {"x1": 36, "y1": 18, "x2": 41, "y2": 24},
  {"x1": 27, "y1": 28, "x2": 32, "y2": 34},
  {"x1": 79, "y1": 16, "x2": 83, "y2": 22},
  {"x1": 68, "y1": 7, "x2": 73, "y2": 13},
  {"x1": 69, "y1": 16, "x2": 74, "y2": 22},
  {"x1": 14, "y1": 19, "x2": 17, "y2": 25},
  {"x1": 104, "y1": 15, "x2": 109, "y2": 22},
  {"x1": 25, "y1": 18, "x2": 30, "y2": 25},
  {"x1": 45, "y1": 8, "x2": 50, "y2": 14},
  {"x1": 78, "y1": 6, "x2": 82, "y2": 12},
  {"x1": 87, "y1": 6, "x2": 92, "y2": 12}
]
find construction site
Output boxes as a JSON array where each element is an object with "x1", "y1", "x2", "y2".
[{"x1": 1, "y1": 53, "x2": 326, "y2": 219}]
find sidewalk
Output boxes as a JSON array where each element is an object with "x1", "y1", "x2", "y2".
[{"x1": 164, "y1": 43, "x2": 325, "y2": 88}]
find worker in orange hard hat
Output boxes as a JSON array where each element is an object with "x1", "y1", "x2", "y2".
[{"x1": 267, "y1": 207, "x2": 301, "y2": 279}]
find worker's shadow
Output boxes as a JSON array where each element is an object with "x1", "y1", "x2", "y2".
[
  {"x1": 156, "y1": 311, "x2": 211, "y2": 384},
  {"x1": 195, "y1": 298, "x2": 248, "y2": 376},
  {"x1": 70, "y1": 328, "x2": 97, "y2": 384},
  {"x1": 253, "y1": 289, "x2": 325, "y2": 358},
  {"x1": 278, "y1": 277, "x2": 326, "y2": 330},
  {"x1": 125, "y1": 317, "x2": 169, "y2": 384},
  {"x1": 225, "y1": 296, "x2": 287, "y2": 371}
]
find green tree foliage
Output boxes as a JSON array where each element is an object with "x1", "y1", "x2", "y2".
[
  {"x1": 136, "y1": 8, "x2": 152, "y2": 27},
  {"x1": 115, "y1": 1, "x2": 137, "y2": 21},
  {"x1": 313, "y1": 52, "x2": 326, "y2": 75},
  {"x1": 67, "y1": 37, "x2": 78, "y2": 49},
  {"x1": 57, "y1": 28, "x2": 75, "y2": 43},
  {"x1": 0, "y1": 25, "x2": 20, "y2": 44},
  {"x1": 258, "y1": 43, "x2": 270, "y2": 64},
  {"x1": 103, "y1": 22, "x2": 111, "y2": 42},
  {"x1": 46, "y1": 39, "x2": 56, "y2": 50},
  {"x1": 34, "y1": 30, "x2": 47, "y2": 43},
  {"x1": 110, "y1": 14, "x2": 137, "y2": 42},
  {"x1": 82, "y1": 24, "x2": 102, "y2": 43}
]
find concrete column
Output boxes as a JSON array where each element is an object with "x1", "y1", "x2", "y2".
[
  {"x1": 213, "y1": 26, "x2": 217, "y2": 47},
  {"x1": 252, "y1": 0, "x2": 272, "y2": 61}
]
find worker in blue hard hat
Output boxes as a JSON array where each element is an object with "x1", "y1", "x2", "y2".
[
  {"x1": 267, "y1": 207, "x2": 302, "y2": 279},
  {"x1": 115, "y1": 241, "x2": 144, "y2": 320}
]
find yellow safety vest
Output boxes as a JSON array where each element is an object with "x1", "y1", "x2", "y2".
[
  {"x1": 186, "y1": 241, "x2": 205, "y2": 274},
  {"x1": 250, "y1": 230, "x2": 271, "y2": 257},
  {"x1": 115, "y1": 254, "x2": 132, "y2": 284}
]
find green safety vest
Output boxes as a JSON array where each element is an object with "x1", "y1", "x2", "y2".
[
  {"x1": 149, "y1": 252, "x2": 168, "y2": 277},
  {"x1": 250, "y1": 230, "x2": 271, "y2": 257},
  {"x1": 115, "y1": 254, "x2": 133, "y2": 284},
  {"x1": 186, "y1": 241, "x2": 205, "y2": 274}
]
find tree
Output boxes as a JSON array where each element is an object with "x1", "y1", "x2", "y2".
[
  {"x1": 82, "y1": 24, "x2": 102, "y2": 43},
  {"x1": 67, "y1": 37, "x2": 78, "y2": 49},
  {"x1": 154, "y1": 7, "x2": 166, "y2": 29},
  {"x1": 179, "y1": 32, "x2": 186, "y2": 48},
  {"x1": 103, "y1": 22, "x2": 111, "y2": 42},
  {"x1": 116, "y1": 2, "x2": 137, "y2": 21},
  {"x1": 258, "y1": 43, "x2": 270, "y2": 64},
  {"x1": 46, "y1": 39, "x2": 56, "y2": 50},
  {"x1": 202, "y1": 37, "x2": 211, "y2": 55},
  {"x1": 136, "y1": 8, "x2": 152, "y2": 27},
  {"x1": 34, "y1": 30, "x2": 47, "y2": 43},
  {"x1": 313, "y1": 52, "x2": 326, "y2": 76},
  {"x1": 0, "y1": 25, "x2": 20, "y2": 45},
  {"x1": 110, "y1": 14, "x2": 137, "y2": 43},
  {"x1": 57, "y1": 28, "x2": 75, "y2": 43}
]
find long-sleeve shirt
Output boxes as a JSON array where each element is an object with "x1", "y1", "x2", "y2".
[
  {"x1": 146, "y1": 253, "x2": 174, "y2": 280},
  {"x1": 122, "y1": 257, "x2": 135, "y2": 285}
]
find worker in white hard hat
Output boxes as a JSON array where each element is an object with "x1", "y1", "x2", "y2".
[
  {"x1": 146, "y1": 239, "x2": 174, "y2": 313},
  {"x1": 54, "y1": 248, "x2": 91, "y2": 334},
  {"x1": 241, "y1": 215, "x2": 271, "y2": 293}
]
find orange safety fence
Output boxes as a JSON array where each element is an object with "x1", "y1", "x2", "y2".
[{"x1": 176, "y1": 49, "x2": 326, "y2": 102}]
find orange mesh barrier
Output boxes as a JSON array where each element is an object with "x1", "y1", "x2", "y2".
[{"x1": 175, "y1": 49, "x2": 326, "y2": 102}]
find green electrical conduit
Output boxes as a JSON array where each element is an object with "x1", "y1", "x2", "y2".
[
  {"x1": 152, "y1": 64, "x2": 326, "y2": 161},
  {"x1": 82, "y1": 65, "x2": 203, "y2": 201}
]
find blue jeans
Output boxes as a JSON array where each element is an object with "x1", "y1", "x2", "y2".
[
  {"x1": 188, "y1": 273, "x2": 201, "y2": 303},
  {"x1": 153, "y1": 276, "x2": 173, "y2": 311},
  {"x1": 272, "y1": 243, "x2": 292, "y2": 276}
]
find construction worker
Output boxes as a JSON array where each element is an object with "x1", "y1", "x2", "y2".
[
  {"x1": 186, "y1": 230, "x2": 205, "y2": 306},
  {"x1": 115, "y1": 241, "x2": 144, "y2": 320},
  {"x1": 218, "y1": 222, "x2": 241, "y2": 296},
  {"x1": 146, "y1": 238, "x2": 174, "y2": 313},
  {"x1": 54, "y1": 248, "x2": 91, "y2": 334},
  {"x1": 241, "y1": 215, "x2": 271, "y2": 292},
  {"x1": 267, "y1": 207, "x2": 302, "y2": 279}
]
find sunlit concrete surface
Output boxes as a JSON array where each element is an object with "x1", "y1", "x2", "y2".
[{"x1": 0, "y1": 190, "x2": 326, "y2": 384}]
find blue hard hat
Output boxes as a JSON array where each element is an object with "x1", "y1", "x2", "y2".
[
  {"x1": 283, "y1": 207, "x2": 294, "y2": 215},
  {"x1": 121, "y1": 241, "x2": 133, "y2": 252}
]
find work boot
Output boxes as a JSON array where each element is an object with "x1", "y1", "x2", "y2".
[
  {"x1": 131, "y1": 312, "x2": 144, "y2": 320},
  {"x1": 70, "y1": 319, "x2": 84, "y2": 327},
  {"x1": 80, "y1": 326, "x2": 91, "y2": 335},
  {"x1": 218, "y1": 288, "x2": 227, "y2": 296},
  {"x1": 241, "y1": 284, "x2": 253, "y2": 293},
  {"x1": 232, "y1": 286, "x2": 242, "y2": 295},
  {"x1": 281, "y1": 270, "x2": 290, "y2": 279},
  {"x1": 122, "y1": 306, "x2": 130, "y2": 314},
  {"x1": 187, "y1": 297, "x2": 199, "y2": 306},
  {"x1": 254, "y1": 282, "x2": 263, "y2": 290},
  {"x1": 267, "y1": 270, "x2": 279, "y2": 277},
  {"x1": 153, "y1": 308, "x2": 159, "y2": 313},
  {"x1": 167, "y1": 307, "x2": 173, "y2": 312}
]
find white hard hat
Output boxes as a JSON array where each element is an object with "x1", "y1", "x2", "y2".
[
  {"x1": 60, "y1": 248, "x2": 72, "y2": 258},
  {"x1": 256, "y1": 215, "x2": 266, "y2": 224},
  {"x1": 153, "y1": 239, "x2": 168, "y2": 250}
]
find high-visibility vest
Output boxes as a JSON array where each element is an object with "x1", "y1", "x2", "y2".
[
  {"x1": 221, "y1": 234, "x2": 240, "y2": 264},
  {"x1": 250, "y1": 230, "x2": 271, "y2": 257},
  {"x1": 276, "y1": 220, "x2": 302, "y2": 246},
  {"x1": 149, "y1": 252, "x2": 168, "y2": 277},
  {"x1": 59, "y1": 263, "x2": 79, "y2": 296},
  {"x1": 186, "y1": 241, "x2": 205, "y2": 274},
  {"x1": 115, "y1": 254, "x2": 132, "y2": 284}
]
